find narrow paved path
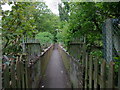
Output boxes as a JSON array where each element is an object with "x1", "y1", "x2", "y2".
[{"x1": 40, "y1": 44, "x2": 71, "y2": 88}]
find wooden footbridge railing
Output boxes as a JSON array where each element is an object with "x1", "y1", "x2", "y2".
[
  {"x1": 2, "y1": 43, "x2": 53, "y2": 89},
  {"x1": 2, "y1": 43, "x2": 120, "y2": 89},
  {"x1": 58, "y1": 44, "x2": 120, "y2": 89}
]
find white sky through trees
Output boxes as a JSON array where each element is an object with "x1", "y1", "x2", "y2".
[
  {"x1": 1, "y1": 0, "x2": 62, "y2": 15},
  {"x1": 44, "y1": 0, "x2": 61, "y2": 15}
]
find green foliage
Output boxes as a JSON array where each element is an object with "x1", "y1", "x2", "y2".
[
  {"x1": 2, "y1": 2, "x2": 60, "y2": 55},
  {"x1": 36, "y1": 32, "x2": 54, "y2": 46},
  {"x1": 2, "y1": 2, "x2": 37, "y2": 54},
  {"x1": 56, "y1": 21, "x2": 71, "y2": 46},
  {"x1": 114, "y1": 57, "x2": 120, "y2": 72},
  {"x1": 58, "y1": 2, "x2": 119, "y2": 51},
  {"x1": 58, "y1": 2, "x2": 69, "y2": 21},
  {"x1": 114, "y1": 57, "x2": 120, "y2": 61},
  {"x1": 33, "y1": 3, "x2": 60, "y2": 34},
  {"x1": 2, "y1": 1, "x2": 119, "y2": 62},
  {"x1": 90, "y1": 50, "x2": 103, "y2": 57}
]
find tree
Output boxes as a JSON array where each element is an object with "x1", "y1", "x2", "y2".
[
  {"x1": 2, "y1": 2, "x2": 60, "y2": 55},
  {"x1": 36, "y1": 32, "x2": 54, "y2": 46},
  {"x1": 57, "y1": 2, "x2": 120, "y2": 54}
]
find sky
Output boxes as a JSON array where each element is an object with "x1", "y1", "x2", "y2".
[
  {"x1": 1, "y1": 3, "x2": 12, "y2": 11},
  {"x1": 44, "y1": 0, "x2": 61, "y2": 15},
  {"x1": 1, "y1": 0, "x2": 62, "y2": 15}
]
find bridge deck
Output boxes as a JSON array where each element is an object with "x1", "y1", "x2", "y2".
[{"x1": 40, "y1": 45, "x2": 71, "y2": 88}]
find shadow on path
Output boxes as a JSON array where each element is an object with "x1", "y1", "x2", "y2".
[{"x1": 40, "y1": 44, "x2": 71, "y2": 88}]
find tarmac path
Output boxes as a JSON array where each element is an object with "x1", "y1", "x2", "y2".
[{"x1": 40, "y1": 44, "x2": 71, "y2": 88}]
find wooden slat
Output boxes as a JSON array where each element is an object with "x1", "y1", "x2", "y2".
[
  {"x1": 10, "y1": 62, "x2": 17, "y2": 88},
  {"x1": 89, "y1": 55, "x2": 93, "y2": 88},
  {"x1": 3, "y1": 65, "x2": 10, "y2": 88},
  {"x1": 20, "y1": 62, "x2": 25, "y2": 88},
  {"x1": 94, "y1": 58, "x2": 98, "y2": 88},
  {"x1": 16, "y1": 61, "x2": 21, "y2": 88},
  {"x1": 108, "y1": 62, "x2": 114, "y2": 88},
  {"x1": 27, "y1": 67, "x2": 32, "y2": 88},
  {"x1": 100, "y1": 60, "x2": 106, "y2": 88},
  {"x1": 82, "y1": 43, "x2": 86, "y2": 66},
  {"x1": 98, "y1": 74, "x2": 101, "y2": 85},
  {"x1": 118, "y1": 65, "x2": 120, "y2": 90},
  {"x1": 85, "y1": 53, "x2": 88, "y2": 88}
]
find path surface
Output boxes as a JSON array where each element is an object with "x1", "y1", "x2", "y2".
[{"x1": 40, "y1": 44, "x2": 71, "y2": 88}]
